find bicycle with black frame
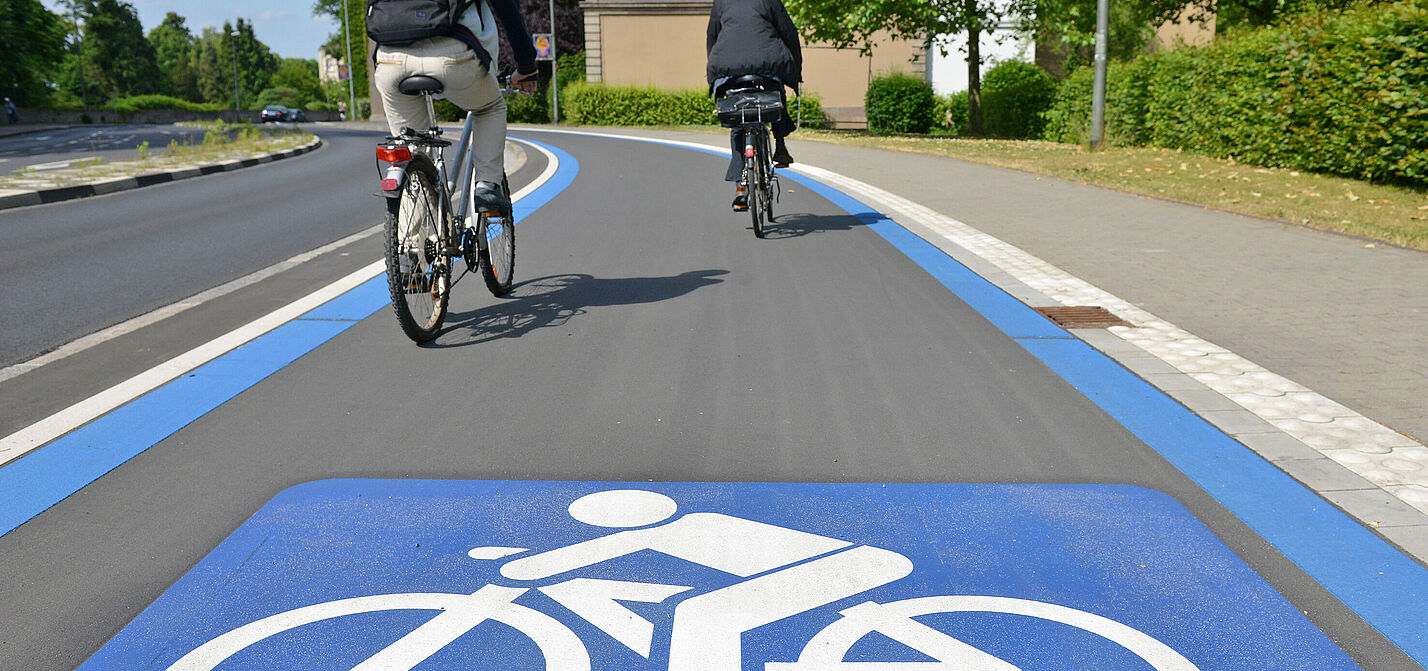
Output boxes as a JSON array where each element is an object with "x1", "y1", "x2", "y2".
[
  {"x1": 373, "y1": 68, "x2": 526, "y2": 343},
  {"x1": 715, "y1": 75, "x2": 789, "y2": 238}
]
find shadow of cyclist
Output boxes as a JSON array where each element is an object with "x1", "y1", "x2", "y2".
[
  {"x1": 428, "y1": 269, "x2": 728, "y2": 347},
  {"x1": 754, "y1": 211, "x2": 876, "y2": 240}
]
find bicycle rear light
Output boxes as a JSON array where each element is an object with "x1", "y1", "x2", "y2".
[
  {"x1": 376, "y1": 145, "x2": 412, "y2": 163},
  {"x1": 745, "y1": 146, "x2": 755, "y2": 158}
]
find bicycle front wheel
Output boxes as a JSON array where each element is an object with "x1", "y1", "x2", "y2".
[
  {"x1": 383, "y1": 163, "x2": 449, "y2": 342},
  {"x1": 478, "y1": 174, "x2": 516, "y2": 296}
]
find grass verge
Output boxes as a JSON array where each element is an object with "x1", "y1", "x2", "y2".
[
  {"x1": 0, "y1": 123, "x2": 314, "y2": 190},
  {"x1": 792, "y1": 130, "x2": 1428, "y2": 252}
]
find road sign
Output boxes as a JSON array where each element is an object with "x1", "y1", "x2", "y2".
[
  {"x1": 534, "y1": 33, "x2": 554, "y2": 61},
  {"x1": 81, "y1": 481, "x2": 1357, "y2": 670}
]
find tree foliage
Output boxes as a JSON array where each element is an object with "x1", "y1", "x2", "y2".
[
  {"x1": 313, "y1": 0, "x2": 369, "y2": 101},
  {"x1": 59, "y1": 0, "x2": 163, "y2": 102},
  {"x1": 147, "y1": 12, "x2": 200, "y2": 100},
  {"x1": 0, "y1": 0, "x2": 68, "y2": 105}
]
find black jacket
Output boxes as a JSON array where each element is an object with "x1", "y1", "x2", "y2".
[{"x1": 706, "y1": 0, "x2": 802, "y2": 92}]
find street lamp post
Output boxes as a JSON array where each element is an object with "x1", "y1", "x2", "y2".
[
  {"x1": 230, "y1": 31, "x2": 241, "y2": 117},
  {"x1": 1090, "y1": 0, "x2": 1109, "y2": 150},
  {"x1": 342, "y1": 0, "x2": 356, "y2": 121}
]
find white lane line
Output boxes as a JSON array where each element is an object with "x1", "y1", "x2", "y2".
[
  {"x1": 0, "y1": 138, "x2": 561, "y2": 467},
  {"x1": 0, "y1": 261, "x2": 383, "y2": 466},
  {"x1": 0, "y1": 226, "x2": 382, "y2": 384}
]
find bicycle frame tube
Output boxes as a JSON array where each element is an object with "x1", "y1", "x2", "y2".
[{"x1": 449, "y1": 112, "x2": 477, "y2": 226}]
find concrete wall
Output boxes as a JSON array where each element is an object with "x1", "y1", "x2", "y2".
[{"x1": 581, "y1": 0, "x2": 924, "y2": 128}]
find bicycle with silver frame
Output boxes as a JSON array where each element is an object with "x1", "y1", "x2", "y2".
[{"x1": 374, "y1": 67, "x2": 524, "y2": 343}]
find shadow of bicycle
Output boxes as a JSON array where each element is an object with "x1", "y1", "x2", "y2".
[
  {"x1": 428, "y1": 269, "x2": 728, "y2": 347},
  {"x1": 754, "y1": 211, "x2": 877, "y2": 240}
]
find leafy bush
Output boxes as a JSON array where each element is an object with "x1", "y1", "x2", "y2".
[
  {"x1": 556, "y1": 51, "x2": 586, "y2": 92},
  {"x1": 942, "y1": 91, "x2": 969, "y2": 135},
  {"x1": 507, "y1": 89, "x2": 552, "y2": 124},
  {"x1": 792, "y1": 91, "x2": 826, "y2": 128},
  {"x1": 561, "y1": 83, "x2": 717, "y2": 126},
  {"x1": 980, "y1": 61, "x2": 1058, "y2": 139},
  {"x1": 112, "y1": 95, "x2": 224, "y2": 114},
  {"x1": 1042, "y1": 0, "x2": 1427, "y2": 185},
  {"x1": 253, "y1": 87, "x2": 303, "y2": 110},
  {"x1": 865, "y1": 73, "x2": 938, "y2": 134}
]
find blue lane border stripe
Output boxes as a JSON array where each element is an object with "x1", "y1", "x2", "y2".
[
  {"x1": 0, "y1": 138, "x2": 578, "y2": 539},
  {"x1": 777, "y1": 165, "x2": 1428, "y2": 663}
]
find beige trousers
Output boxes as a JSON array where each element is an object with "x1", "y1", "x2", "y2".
[{"x1": 374, "y1": 37, "x2": 508, "y2": 184}]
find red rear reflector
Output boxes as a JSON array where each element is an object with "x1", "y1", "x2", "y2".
[
  {"x1": 381, "y1": 178, "x2": 400, "y2": 191},
  {"x1": 376, "y1": 146, "x2": 412, "y2": 163},
  {"x1": 744, "y1": 147, "x2": 755, "y2": 157}
]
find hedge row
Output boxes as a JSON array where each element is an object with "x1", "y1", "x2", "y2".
[
  {"x1": 1044, "y1": 0, "x2": 1427, "y2": 185},
  {"x1": 558, "y1": 83, "x2": 826, "y2": 128}
]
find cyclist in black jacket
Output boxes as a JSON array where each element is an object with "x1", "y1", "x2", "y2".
[
  {"x1": 373, "y1": 0, "x2": 539, "y2": 212},
  {"x1": 707, "y1": 0, "x2": 802, "y2": 210}
]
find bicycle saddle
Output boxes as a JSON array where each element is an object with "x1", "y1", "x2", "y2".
[
  {"x1": 722, "y1": 74, "x2": 777, "y2": 94},
  {"x1": 398, "y1": 75, "x2": 444, "y2": 96}
]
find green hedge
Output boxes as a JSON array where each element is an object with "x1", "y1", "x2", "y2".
[
  {"x1": 1043, "y1": 0, "x2": 1427, "y2": 185},
  {"x1": 562, "y1": 83, "x2": 717, "y2": 126},
  {"x1": 981, "y1": 61, "x2": 1058, "y2": 139},
  {"x1": 865, "y1": 73, "x2": 938, "y2": 134},
  {"x1": 112, "y1": 95, "x2": 225, "y2": 114}
]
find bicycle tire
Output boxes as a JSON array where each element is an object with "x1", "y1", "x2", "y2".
[
  {"x1": 383, "y1": 157, "x2": 449, "y2": 342},
  {"x1": 759, "y1": 130, "x2": 775, "y2": 225},
  {"x1": 748, "y1": 152, "x2": 766, "y2": 238},
  {"x1": 478, "y1": 173, "x2": 516, "y2": 296}
]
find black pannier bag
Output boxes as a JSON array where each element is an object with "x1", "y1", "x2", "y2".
[
  {"x1": 366, "y1": 0, "x2": 473, "y2": 45},
  {"x1": 716, "y1": 90, "x2": 784, "y2": 128}
]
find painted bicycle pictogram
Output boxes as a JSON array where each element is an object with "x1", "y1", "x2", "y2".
[{"x1": 163, "y1": 488, "x2": 1201, "y2": 671}]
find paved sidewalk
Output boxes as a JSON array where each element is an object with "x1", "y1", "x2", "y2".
[{"x1": 520, "y1": 126, "x2": 1428, "y2": 562}]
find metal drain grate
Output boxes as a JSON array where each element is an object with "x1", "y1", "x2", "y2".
[{"x1": 1034, "y1": 306, "x2": 1131, "y2": 329}]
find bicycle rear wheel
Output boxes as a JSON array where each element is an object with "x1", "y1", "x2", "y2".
[
  {"x1": 383, "y1": 162, "x2": 449, "y2": 342},
  {"x1": 478, "y1": 174, "x2": 516, "y2": 296},
  {"x1": 748, "y1": 154, "x2": 766, "y2": 238}
]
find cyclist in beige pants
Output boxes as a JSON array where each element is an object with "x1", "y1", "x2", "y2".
[{"x1": 373, "y1": 0, "x2": 539, "y2": 212}]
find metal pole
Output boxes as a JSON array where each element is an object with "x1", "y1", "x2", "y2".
[
  {"x1": 230, "y1": 31, "x2": 240, "y2": 116},
  {"x1": 548, "y1": 0, "x2": 560, "y2": 124},
  {"x1": 343, "y1": 0, "x2": 357, "y2": 121},
  {"x1": 1090, "y1": 0, "x2": 1109, "y2": 150}
]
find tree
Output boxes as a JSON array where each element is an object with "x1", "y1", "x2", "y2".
[
  {"x1": 71, "y1": 0, "x2": 163, "y2": 99},
  {"x1": 0, "y1": 0, "x2": 68, "y2": 105},
  {"x1": 272, "y1": 58, "x2": 324, "y2": 106},
  {"x1": 191, "y1": 20, "x2": 280, "y2": 109},
  {"x1": 147, "y1": 12, "x2": 199, "y2": 100},
  {"x1": 785, "y1": 0, "x2": 998, "y2": 134}
]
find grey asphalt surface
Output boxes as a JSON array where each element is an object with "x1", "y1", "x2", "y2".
[
  {"x1": 0, "y1": 128, "x2": 1420, "y2": 670},
  {"x1": 0, "y1": 125, "x2": 210, "y2": 174},
  {"x1": 0, "y1": 126, "x2": 382, "y2": 373}
]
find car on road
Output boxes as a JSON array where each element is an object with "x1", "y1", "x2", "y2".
[
  {"x1": 260, "y1": 105, "x2": 288, "y2": 123},
  {"x1": 284, "y1": 108, "x2": 306, "y2": 122}
]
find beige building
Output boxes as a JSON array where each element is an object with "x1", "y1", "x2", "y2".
[{"x1": 580, "y1": 0, "x2": 926, "y2": 127}]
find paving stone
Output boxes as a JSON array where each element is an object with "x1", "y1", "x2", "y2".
[
  {"x1": 1200, "y1": 409, "x2": 1281, "y2": 435},
  {"x1": 1375, "y1": 525, "x2": 1428, "y2": 564},
  {"x1": 1323, "y1": 489, "x2": 1428, "y2": 527},
  {"x1": 1275, "y1": 458, "x2": 1378, "y2": 492},
  {"x1": 1237, "y1": 432, "x2": 1325, "y2": 461}
]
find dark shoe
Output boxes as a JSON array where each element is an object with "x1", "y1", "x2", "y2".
[
  {"x1": 732, "y1": 183, "x2": 748, "y2": 211},
  {"x1": 773, "y1": 143, "x2": 793, "y2": 168},
  {"x1": 472, "y1": 181, "x2": 510, "y2": 213}
]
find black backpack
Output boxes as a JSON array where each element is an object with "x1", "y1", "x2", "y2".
[{"x1": 366, "y1": 0, "x2": 475, "y2": 46}]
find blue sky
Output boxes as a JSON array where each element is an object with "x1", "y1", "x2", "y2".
[{"x1": 43, "y1": 0, "x2": 343, "y2": 60}]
